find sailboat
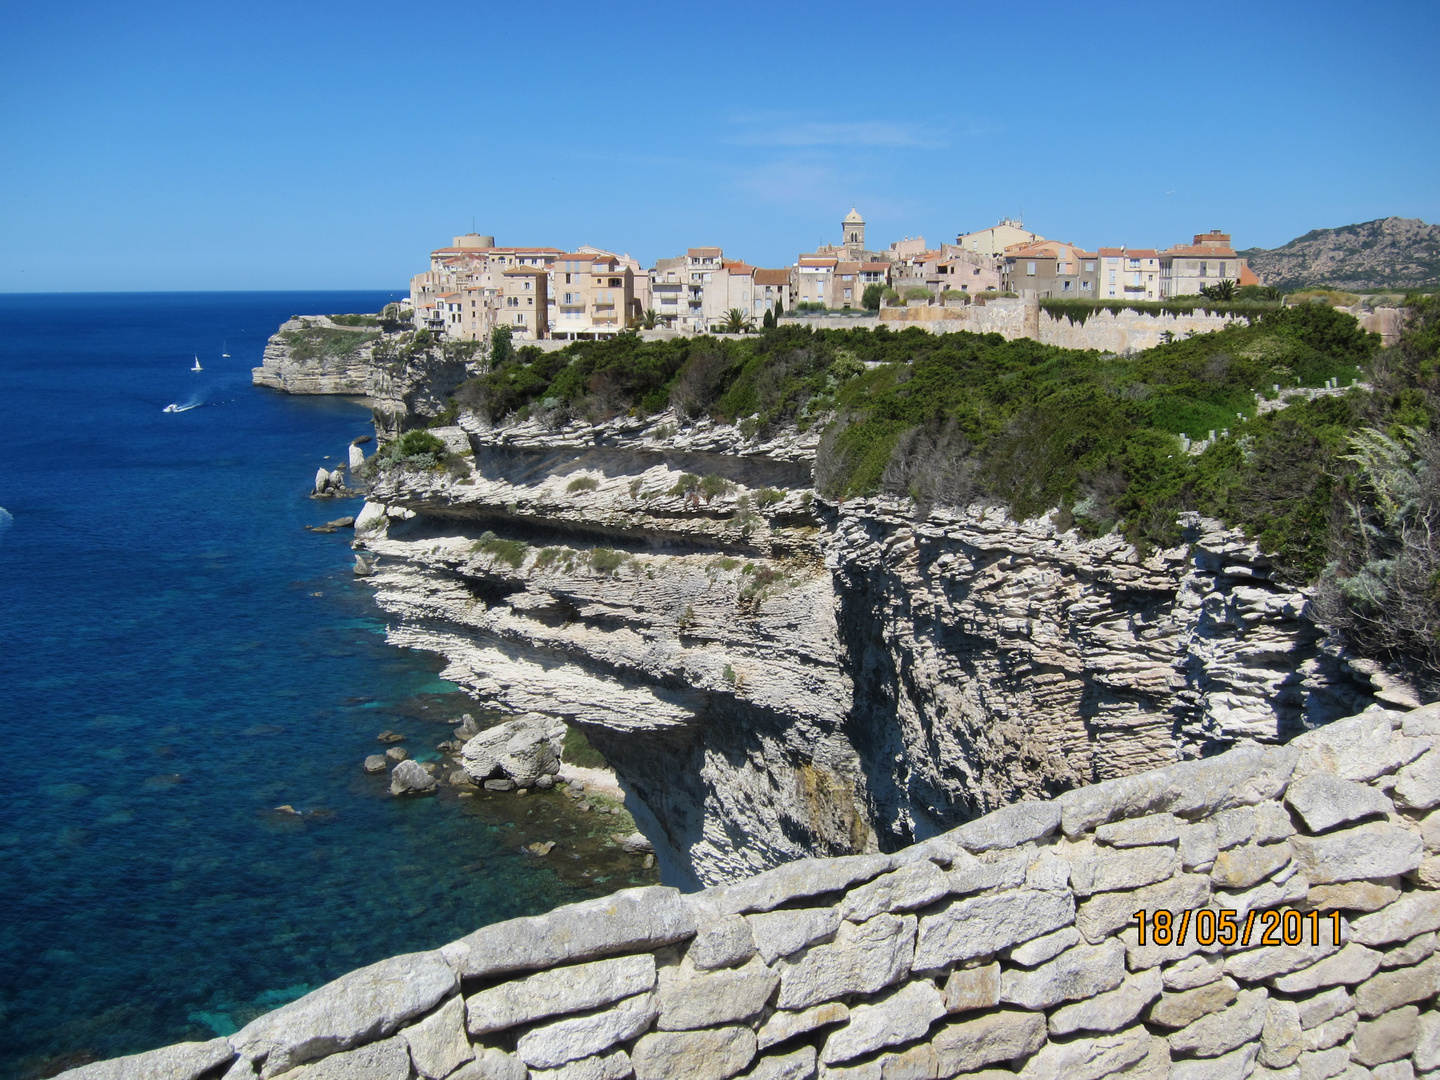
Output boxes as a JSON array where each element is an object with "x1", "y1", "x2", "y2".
[
  {"x1": 191, "y1": 355, "x2": 203, "y2": 372},
  {"x1": 221, "y1": 340, "x2": 231, "y2": 358}
]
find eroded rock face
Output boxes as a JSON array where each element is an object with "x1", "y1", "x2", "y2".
[{"x1": 353, "y1": 412, "x2": 1379, "y2": 887}]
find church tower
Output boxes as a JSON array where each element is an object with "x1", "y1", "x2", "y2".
[{"x1": 842, "y1": 208, "x2": 866, "y2": 257}]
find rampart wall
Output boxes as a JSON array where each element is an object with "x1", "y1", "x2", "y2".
[{"x1": 64, "y1": 702, "x2": 1440, "y2": 1080}]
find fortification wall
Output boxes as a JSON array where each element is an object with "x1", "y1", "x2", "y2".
[{"x1": 65, "y1": 702, "x2": 1440, "y2": 1080}]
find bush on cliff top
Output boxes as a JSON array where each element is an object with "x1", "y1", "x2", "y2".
[
  {"x1": 445, "y1": 306, "x2": 1391, "y2": 568},
  {"x1": 281, "y1": 326, "x2": 379, "y2": 361}
]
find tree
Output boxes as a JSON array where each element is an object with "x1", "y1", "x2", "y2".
[
  {"x1": 490, "y1": 324, "x2": 514, "y2": 367},
  {"x1": 722, "y1": 308, "x2": 753, "y2": 334},
  {"x1": 1200, "y1": 278, "x2": 1237, "y2": 301},
  {"x1": 773, "y1": 298, "x2": 783, "y2": 319},
  {"x1": 862, "y1": 283, "x2": 884, "y2": 311},
  {"x1": 762, "y1": 307, "x2": 776, "y2": 329},
  {"x1": 638, "y1": 309, "x2": 662, "y2": 329},
  {"x1": 1234, "y1": 284, "x2": 1281, "y2": 302}
]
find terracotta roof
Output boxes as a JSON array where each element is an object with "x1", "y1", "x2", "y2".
[
  {"x1": 1097, "y1": 248, "x2": 1159, "y2": 259},
  {"x1": 687, "y1": 247, "x2": 722, "y2": 258},
  {"x1": 835, "y1": 261, "x2": 861, "y2": 273},
  {"x1": 1097, "y1": 248, "x2": 1125, "y2": 257},
  {"x1": 503, "y1": 265, "x2": 546, "y2": 276},
  {"x1": 431, "y1": 246, "x2": 562, "y2": 255},
  {"x1": 1163, "y1": 244, "x2": 1238, "y2": 257},
  {"x1": 860, "y1": 262, "x2": 890, "y2": 271},
  {"x1": 724, "y1": 261, "x2": 755, "y2": 275},
  {"x1": 1239, "y1": 265, "x2": 1260, "y2": 286},
  {"x1": 754, "y1": 268, "x2": 791, "y2": 285},
  {"x1": 798, "y1": 256, "x2": 837, "y2": 268}
]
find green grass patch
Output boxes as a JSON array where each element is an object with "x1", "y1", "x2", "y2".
[{"x1": 562, "y1": 724, "x2": 607, "y2": 769}]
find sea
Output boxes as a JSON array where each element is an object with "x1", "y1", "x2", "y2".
[{"x1": 0, "y1": 292, "x2": 650, "y2": 1077}]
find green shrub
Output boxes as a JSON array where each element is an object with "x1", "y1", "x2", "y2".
[
  {"x1": 471, "y1": 534, "x2": 528, "y2": 568},
  {"x1": 589, "y1": 548, "x2": 629, "y2": 575},
  {"x1": 378, "y1": 429, "x2": 450, "y2": 471},
  {"x1": 668, "y1": 473, "x2": 701, "y2": 497},
  {"x1": 699, "y1": 474, "x2": 733, "y2": 501},
  {"x1": 280, "y1": 326, "x2": 379, "y2": 361},
  {"x1": 566, "y1": 475, "x2": 600, "y2": 493},
  {"x1": 940, "y1": 290, "x2": 968, "y2": 303},
  {"x1": 903, "y1": 287, "x2": 933, "y2": 302},
  {"x1": 756, "y1": 487, "x2": 785, "y2": 508},
  {"x1": 329, "y1": 313, "x2": 382, "y2": 327},
  {"x1": 862, "y1": 284, "x2": 884, "y2": 310}
]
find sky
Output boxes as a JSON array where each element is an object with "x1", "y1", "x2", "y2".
[{"x1": 1, "y1": 0, "x2": 1437, "y2": 292}]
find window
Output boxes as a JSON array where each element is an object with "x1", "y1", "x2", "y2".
[
  {"x1": 1083, "y1": 261, "x2": 1095, "y2": 272},
  {"x1": 1200, "y1": 262, "x2": 1208, "y2": 277},
  {"x1": 844, "y1": 289, "x2": 852, "y2": 300},
  {"x1": 1219, "y1": 262, "x2": 1227, "y2": 277},
  {"x1": 1081, "y1": 281, "x2": 1092, "y2": 291},
  {"x1": 513, "y1": 314, "x2": 525, "y2": 325},
  {"x1": 1026, "y1": 262, "x2": 1036, "y2": 276},
  {"x1": 1062, "y1": 281, "x2": 1072, "y2": 292},
  {"x1": 1108, "y1": 270, "x2": 1116, "y2": 285},
  {"x1": 1128, "y1": 259, "x2": 1140, "y2": 269}
]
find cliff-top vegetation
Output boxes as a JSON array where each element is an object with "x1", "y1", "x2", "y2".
[{"x1": 440, "y1": 300, "x2": 1440, "y2": 686}]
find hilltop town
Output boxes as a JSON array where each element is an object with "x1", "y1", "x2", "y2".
[{"x1": 408, "y1": 211, "x2": 1261, "y2": 342}]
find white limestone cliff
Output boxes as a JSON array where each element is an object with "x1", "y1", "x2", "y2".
[{"x1": 351, "y1": 411, "x2": 1385, "y2": 889}]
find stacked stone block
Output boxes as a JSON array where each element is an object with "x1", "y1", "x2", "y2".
[{"x1": 62, "y1": 703, "x2": 1440, "y2": 1080}]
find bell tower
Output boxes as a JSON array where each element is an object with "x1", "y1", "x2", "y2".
[{"x1": 842, "y1": 208, "x2": 866, "y2": 256}]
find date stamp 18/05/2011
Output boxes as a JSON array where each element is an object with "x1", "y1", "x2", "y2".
[{"x1": 1133, "y1": 908, "x2": 1343, "y2": 948}]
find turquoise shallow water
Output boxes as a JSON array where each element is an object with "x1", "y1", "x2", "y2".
[{"x1": 0, "y1": 293, "x2": 647, "y2": 1077}]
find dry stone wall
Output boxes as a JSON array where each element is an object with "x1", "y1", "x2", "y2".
[{"x1": 62, "y1": 701, "x2": 1440, "y2": 1080}]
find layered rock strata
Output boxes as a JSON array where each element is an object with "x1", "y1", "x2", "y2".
[
  {"x1": 252, "y1": 319, "x2": 474, "y2": 437},
  {"x1": 62, "y1": 701, "x2": 1440, "y2": 1080},
  {"x1": 352, "y1": 412, "x2": 1379, "y2": 887}
]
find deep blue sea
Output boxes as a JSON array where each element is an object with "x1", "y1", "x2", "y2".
[{"x1": 0, "y1": 293, "x2": 647, "y2": 1077}]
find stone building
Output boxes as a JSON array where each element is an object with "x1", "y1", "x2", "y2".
[
  {"x1": 957, "y1": 217, "x2": 1045, "y2": 255},
  {"x1": 1003, "y1": 241, "x2": 1101, "y2": 299},
  {"x1": 550, "y1": 252, "x2": 637, "y2": 340},
  {"x1": 1097, "y1": 247, "x2": 1162, "y2": 301},
  {"x1": 1159, "y1": 231, "x2": 1256, "y2": 297},
  {"x1": 500, "y1": 266, "x2": 548, "y2": 340},
  {"x1": 754, "y1": 268, "x2": 793, "y2": 313}
]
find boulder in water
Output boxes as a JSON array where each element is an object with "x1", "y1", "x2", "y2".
[
  {"x1": 459, "y1": 716, "x2": 562, "y2": 786},
  {"x1": 313, "y1": 467, "x2": 333, "y2": 495},
  {"x1": 621, "y1": 832, "x2": 654, "y2": 855},
  {"x1": 390, "y1": 759, "x2": 437, "y2": 796},
  {"x1": 353, "y1": 554, "x2": 376, "y2": 577},
  {"x1": 363, "y1": 755, "x2": 387, "y2": 774},
  {"x1": 385, "y1": 746, "x2": 408, "y2": 763},
  {"x1": 349, "y1": 444, "x2": 366, "y2": 471}
]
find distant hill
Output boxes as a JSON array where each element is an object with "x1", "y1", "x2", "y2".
[{"x1": 1240, "y1": 216, "x2": 1440, "y2": 292}]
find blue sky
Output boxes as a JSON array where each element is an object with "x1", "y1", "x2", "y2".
[{"x1": 2, "y1": 0, "x2": 1436, "y2": 291}]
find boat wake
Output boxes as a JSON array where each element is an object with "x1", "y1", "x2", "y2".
[
  {"x1": 0, "y1": 507, "x2": 12, "y2": 545},
  {"x1": 163, "y1": 401, "x2": 201, "y2": 413}
]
